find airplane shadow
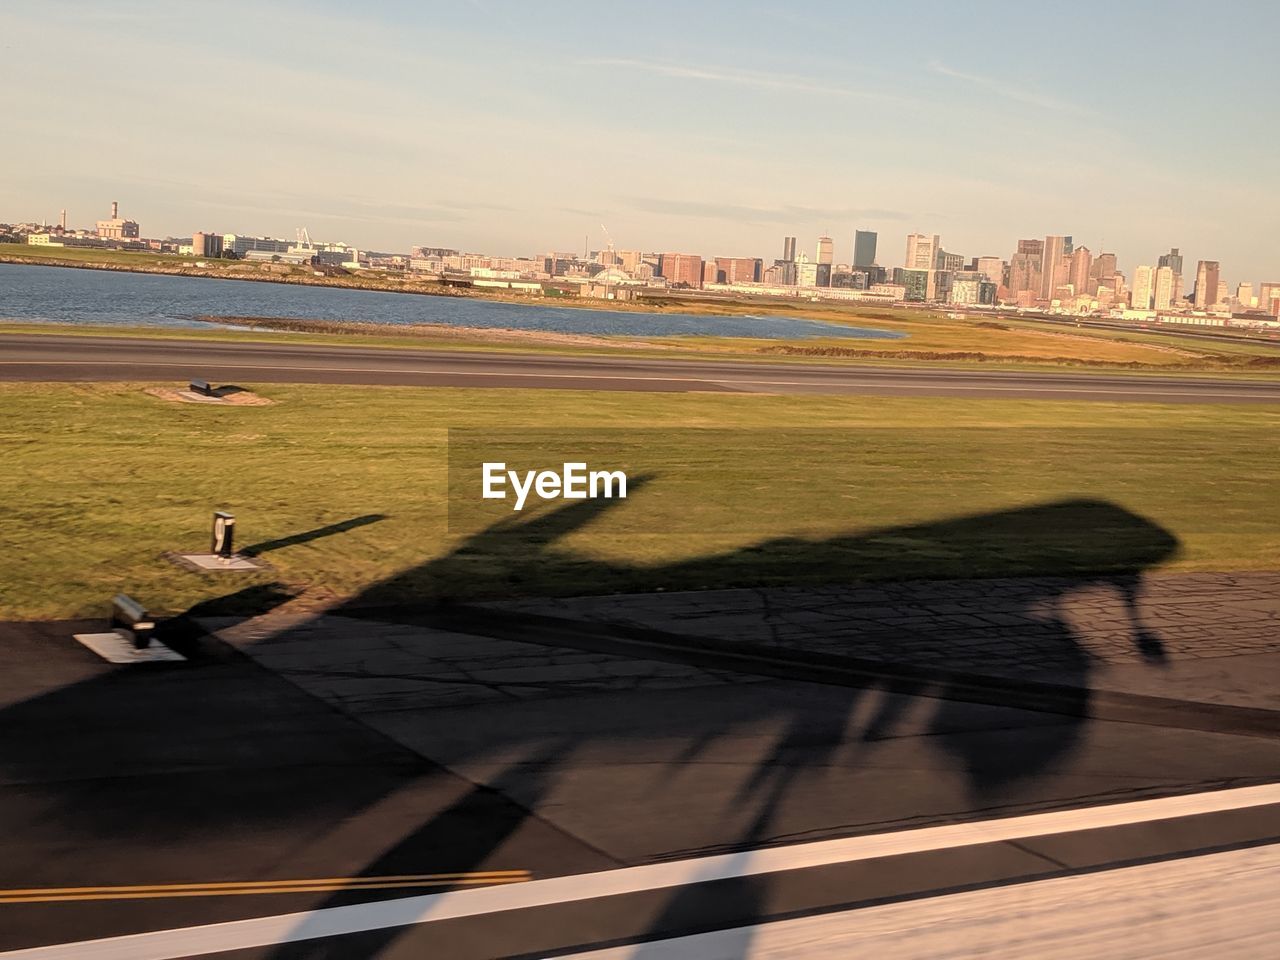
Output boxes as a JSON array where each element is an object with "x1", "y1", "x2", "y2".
[
  {"x1": 258, "y1": 491, "x2": 1177, "y2": 958},
  {"x1": 0, "y1": 494, "x2": 1180, "y2": 959}
]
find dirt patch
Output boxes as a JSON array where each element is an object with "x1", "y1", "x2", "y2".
[{"x1": 145, "y1": 386, "x2": 274, "y2": 406}]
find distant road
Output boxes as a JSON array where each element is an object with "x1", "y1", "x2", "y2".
[{"x1": 3, "y1": 331, "x2": 1280, "y2": 402}]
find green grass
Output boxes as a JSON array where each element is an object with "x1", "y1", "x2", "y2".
[
  {"x1": 0, "y1": 243, "x2": 209, "y2": 267},
  {"x1": 1, "y1": 382, "x2": 1277, "y2": 620}
]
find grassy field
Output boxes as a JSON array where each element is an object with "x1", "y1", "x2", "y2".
[
  {"x1": 1, "y1": 381, "x2": 1276, "y2": 620},
  {"x1": 0, "y1": 243, "x2": 210, "y2": 268}
]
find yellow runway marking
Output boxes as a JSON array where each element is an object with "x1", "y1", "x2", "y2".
[{"x1": 0, "y1": 871, "x2": 531, "y2": 904}]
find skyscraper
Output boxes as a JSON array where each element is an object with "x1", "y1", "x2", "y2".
[
  {"x1": 1069, "y1": 246, "x2": 1092, "y2": 296},
  {"x1": 1158, "y1": 247, "x2": 1184, "y2": 275},
  {"x1": 1040, "y1": 235, "x2": 1069, "y2": 300},
  {"x1": 853, "y1": 230, "x2": 877, "y2": 268},
  {"x1": 815, "y1": 235, "x2": 834, "y2": 286},
  {"x1": 1090, "y1": 252, "x2": 1117, "y2": 281},
  {"x1": 1156, "y1": 248, "x2": 1184, "y2": 306},
  {"x1": 782, "y1": 236, "x2": 797, "y2": 262},
  {"x1": 1131, "y1": 265, "x2": 1155, "y2": 310},
  {"x1": 1154, "y1": 266, "x2": 1175, "y2": 310},
  {"x1": 974, "y1": 257, "x2": 1004, "y2": 288},
  {"x1": 937, "y1": 250, "x2": 963, "y2": 273},
  {"x1": 1194, "y1": 260, "x2": 1220, "y2": 309},
  {"x1": 1009, "y1": 240, "x2": 1043, "y2": 298},
  {"x1": 658, "y1": 252, "x2": 705, "y2": 289},
  {"x1": 904, "y1": 233, "x2": 940, "y2": 270}
]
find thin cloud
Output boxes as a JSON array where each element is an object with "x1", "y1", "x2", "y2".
[
  {"x1": 580, "y1": 57, "x2": 913, "y2": 104},
  {"x1": 626, "y1": 197, "x2": 910, "y2": 224},
  {"x1": 928, "y1": 60, "x2": 1094, "y2": 116}
]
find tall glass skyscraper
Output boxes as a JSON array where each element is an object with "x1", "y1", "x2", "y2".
[
  {"x1": 1158, "y1": 247, "x2": 1184, "y2": 275},
  {"x1": 853, "y1": 229, "x2": 877, "y2": 268}
]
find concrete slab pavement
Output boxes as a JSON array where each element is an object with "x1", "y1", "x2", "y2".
[{"x1": 488, "y1": 571, "x2": 1280, "y2": 713}]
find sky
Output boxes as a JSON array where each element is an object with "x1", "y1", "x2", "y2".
[{"x1": 3, "y1": 1, "x2": 1278, "y2": 285}]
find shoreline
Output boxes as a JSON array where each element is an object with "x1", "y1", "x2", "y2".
[{"x1": 0, "y1": 251, "x2": 829, "y2": 320}]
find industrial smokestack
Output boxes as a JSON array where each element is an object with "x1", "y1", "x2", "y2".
[
  {"x1": 60, "y1": 209, "x2": 67, "y2": 230},
  {"x1": 111, "y1": 201, "x2": 118, "y2": 219}
]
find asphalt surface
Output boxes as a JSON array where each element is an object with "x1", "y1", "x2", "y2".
[
  {"x1": 3, "y1": 611, "x2": 1278, "y2": 958},
  {"x1": 4, "y1": 331, "x2": 1280, "y2": 402}
]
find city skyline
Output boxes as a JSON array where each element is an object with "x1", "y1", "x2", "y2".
[
  {"x1": 2, "y1": 2, "x2": 1278, "y2": 283},
  {"x1": 15, "y1": 200, "x2": 1274, "y2": 305}
]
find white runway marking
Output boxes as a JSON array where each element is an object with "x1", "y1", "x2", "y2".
[
  {"x1": 571, "y1": 842, "x2": 1280, "y2": 959},
  {"x1": 4, "y1": 783, "x2": 1278, "y2": 960}
]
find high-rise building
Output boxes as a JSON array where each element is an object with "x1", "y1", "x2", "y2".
[
  {"x1": 782, "y1": 237, "x2": 797, "y2": 262},
  {"x1": 659, "y1": 252, "x2": 705, "y2": 289},
  {"x1": 937, "y1": 250, "x2": 964, "y2": 273},
  {"x1": 1069, "y1": 246, "x2": 1092, "y2": 296},
  {"x1": 974, "y1": 257, "x2": 1004, "y2": 288},
  {"x1": 1215, "y1": 279, "x2": 1229, "y2": 308},
  {"x1": 1090, "y1": 252, "x2": 1117, "y2": 280},
  {"x1": 815, "y1": 235, "x2": 833, "y2": 286},
  {"x1": 714, "y1": 256, "x2": 762, "y2": 284},
  {"x1": 892, "y1": 267, "x2": 931, "y2": 302},
  {"x1": 904, "y1": 233, "x2": 940, "y2": 270},
  {"x1": 853, "y1": 230, "x2": 877, "y2": 268},
  {"x1": 795, "y1": 252, "x2": 819, "y2": 288},
  {"x1": 1131, "y1": 265, "x2": 1155, "y2": 310},
  {"x1": 1194, "y1": 260, "x2": 1220, "y2": 309},
  {"x1": 1040, "y1": 235, "x2": 1069, "y2": 300},
  {"x1": 763, "y1": 261, "x2": 796, "y2": 285},
  {"x1": 1009, "y1": 254, "x2": 1042, "y2": 298},
  {"x1": 1260, "y1": 282, "x2": 1280, "y2": 314},
  {"x1": 1157, "y1": 248, "x2": 1183, "y2": 305},
  {"x1": 1237, "y1": 282, "x2": 1255, "y2": 308},
  {"x1": 1154, "y1": 266, "x2": 1175, "y2": 310},
  {"x1": 1158, "y1": 247, "x2": 1184, "y2": 275},
  {"x1": 949, "y1": 272, "x2": 998, "y2": 306}
]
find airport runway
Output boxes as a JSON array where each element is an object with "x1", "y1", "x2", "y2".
[
  {"x1": 4, "y1": 331, "x2": 1280, "y2": 402},
  {"x1": 3, "y1": 612, "x2": 1279, "y2": 958}
]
